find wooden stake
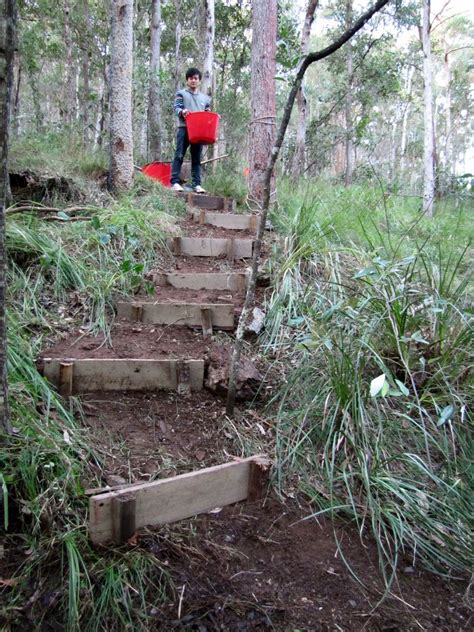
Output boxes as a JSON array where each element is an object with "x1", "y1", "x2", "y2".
[
  {"x1": 131, "y1": 303, "x2": 144, "y2": 322},
  {"x1": 58, "y1": 361, "x2": 74, "y2": 397},
  {"x1": 227, "y1": 238, "x2": 235, "y2": 264},
  {"x1": 112, "y1": 492, "x2": 136, "y2": 544},
  {"x1": 247, "y1": 457, "x2": 271, "y2": 502},
  {"x1": 176, "y1": 360, "x2": 191, "y2": 396},
  {"x1": 200, "y1": 308, "x2": 213, "y2": 338},
  {"x1": 171, "y1": 237, "x2": 181, "y2": 255},
  {"x1": 199, "y1": 209, "x2": 206, "y2": 224},
  {"x1": 250, "y1": 215, "x2": 258, "y2": 232}
]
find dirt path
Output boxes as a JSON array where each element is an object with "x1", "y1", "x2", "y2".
[{"x1": 38, "y1": 192, "x2": 470, "y2": 630}]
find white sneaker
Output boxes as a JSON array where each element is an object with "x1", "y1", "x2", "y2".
[
  {"x1": 171, "y1": 183, "x2": 184, "y2": 192},
  {"x1": 193, "y1": 185, "x2": 207, "y2": 194}
]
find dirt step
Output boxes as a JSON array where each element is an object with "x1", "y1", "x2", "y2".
[
  {"x1": 153, "y1": 271, "x2": 248, "y2": 291},
  {"x1": 169, "y1": 236, "x2": 253, "y2": 259},
  {"x1": 190, "y1": 209, "x2": 259, "y2": 231},
  {"x1": 176, "y1": 191, "x2": 235, "y2": 211},
  {"x1": 116, "y1": 301, "x2": 234, "y2": 331}
]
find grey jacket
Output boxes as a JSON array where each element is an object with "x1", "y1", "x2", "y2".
[{"x1": 174, "y1": 89, "x2": 211, "y2": 127}]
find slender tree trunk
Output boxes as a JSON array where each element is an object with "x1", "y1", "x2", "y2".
[
  {"x1": 248, "y1": 0, "x2": 277, "y2": 206},
  {"x1": 148, "y1": 0, "x2": 162, "y2": 161},
  {"x1": 227, "y1": 0, "x2": 391, "y2": 415},
  {"x1": 63, "y1": 0, "x2": 76, "y2": 126},
  {"x1": 201, "y1": 0, "x2": 215, "y2": 97},
  {"x1": 81, "y1": 0, "x2": 91, "y2": 145},
  {"x1": 399, "y1": 65, "x2": 414, "y2": 177},
  {"x1": 109, "y1": 0, "x2": 134, "y2": 191},
  {"x1": 292, "y1": 0, "x2": 318, "y2": 176},
  {"x1": 0, "y1": 0, "x2": 16, "y2": 435},
  {"x1": 421, "y1": 0, "x2": 435, "y2": 217},
  {"x1": 12, "y1": 51, "x2": 20, "y2": 137},
  {"x1": 174, "y1": 1, "x2": 182, "y2": 91},
  {"x1": 443, "y1": 42, "x2": 452, "y2": 176},
  {"x1": 344, "y1": 0, "x2": 354, "y2": 186}
]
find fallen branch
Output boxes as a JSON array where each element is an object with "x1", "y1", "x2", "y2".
[
  {"x1": 6, "y1": 204, "x2": 98, "y2": 216},
  {"x1": 226, "y1": 0, "x2": 393, "y2": 415}
]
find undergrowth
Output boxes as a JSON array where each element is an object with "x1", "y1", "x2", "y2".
[
  {"x1": 1, "y1": 151, "x2": 186, "y2": 628},
  {"x1": 266, "y1": 178, "x2": 473, "y2": 585}
]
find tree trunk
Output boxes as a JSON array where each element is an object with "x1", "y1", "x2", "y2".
[
  {"x1": 12, "y1": 50, "x2": 20, "y2": 137},
  {"x1": 174, "y1": 1, "x2": 182, "y2": 92},
  {"x1": 421, "y1": 0, "x2": 435, "y2": 217},
  {"x1": 399, "y1": 65, "x2": 414, "y2": 177},
  {"x1": 81, "y1": 0, "x2": 91, "y2": 145},
  {"x1": 201, "y1": 0, "x2": 215, "y2": 98},
  {"x1": 62, "y1": 0, "x2": 76, "y2": 126},
  {"x1": 443, "y1": 41, "x2": 452, "y2": 176},
  {"x1": 344, "y1": 0, "x2": 354, "y2": 187},
  {"x1": 0, "y1": 0, "x2": 16, "y2": 435},
  {"x1": 292, "y1": 0, "x2": 318, "y2": 176},
  {"x1": 109, "y1": 0, "x2": 134, "y2": 192},
  {"x1": 148, "y1": 0, "x2": 162, "y2": 160},
  {"x1": 248, "y1": 0, "x2": 277, "y2": 206}
]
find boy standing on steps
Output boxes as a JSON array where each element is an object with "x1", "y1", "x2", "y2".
[{"x1": 171, "y1": 67, "x2": 211, "y2": 194}]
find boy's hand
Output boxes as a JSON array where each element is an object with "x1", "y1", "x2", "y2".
[{"x1": 181, "y1": 109, "x2": 189, "y2": 118}]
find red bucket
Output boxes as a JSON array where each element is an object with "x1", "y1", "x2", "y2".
[
  {"x1": 186, "y1": 111, "x2": 220, "y2": 145},
  {"x1": 142, "y1": 161, "x2": 172, "y2": 187}
]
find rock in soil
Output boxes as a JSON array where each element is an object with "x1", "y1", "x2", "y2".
[{"x1": 205, "y1": 347, "x2": 262, "y2": 400}]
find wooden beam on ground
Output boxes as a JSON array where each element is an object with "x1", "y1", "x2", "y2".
[
  {"x1": 190, "y1": 210, "x2": 260, "y2": 232},
  {"x1": 168, "y1": 237, "x2": 253, "y2": 259},
  {"x1": 89, "y1": 455, "x2": 271, "y2": 545},
  {"x1": 42, "y1": 358, "x2": 204, "y2": 393},
  {"x1": 116, "y1": 302, "x2": 234, "y2": 330},
  {"x1": 153, "y1": 272, "x2": 248, "y2": 292}
]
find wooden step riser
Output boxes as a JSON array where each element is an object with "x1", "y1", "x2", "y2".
[
  {"x1": 42, "y1": 358, "x2": 204, "y2": 394},
  {"x1": 116, "y1": 302, "x2": 234, "y2": 330},
  {"x1": 191, "y1": 210, "x2": 259, "y2": 231},
  {"x1": 169, "y1": 237, "x2": 253, "y2": 259},
  {"x1": 177, "y1": 192, "x2": 235, "y2": 211},
  {"x1": 153, "y1": 272, "x2": 248, "y2": 292},
  {"x1": 89, "y1": 456, "x2": 270, "y2": 544}
]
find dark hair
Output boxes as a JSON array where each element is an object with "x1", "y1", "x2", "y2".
[{"x1": 186, "y1": 67, "x2": 202, "y2": 80}]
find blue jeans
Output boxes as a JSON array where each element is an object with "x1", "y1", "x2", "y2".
[{"x1": 170, "y1": 127, "x2": 203, "y2": 187}]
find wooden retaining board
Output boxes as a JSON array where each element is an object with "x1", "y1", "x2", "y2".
[
  {"x1": 154, "y1": 272, "x2": 248, "y2": 292},
  {"x1": 42, "y1": 358, "x2": 204, "y2": 393},
  {"x1": 177, "y1": 192, "x2": 235, "y2": 211},
  {"x1": 89, "y1": 455, "x2": 270, "y2": 544},
  {"x1": 116, "y1": 301, "x2": 234, "y2": 329},
  {"x1": 170, "y1": 237, "x2": 253, "y2": 258},
  {"x1": 191, "y1": 210, "x2": 259, "y2": 231}
]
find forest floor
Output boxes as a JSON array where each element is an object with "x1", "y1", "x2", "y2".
[{"x1": 2, "y1": 184, "x2": 471, "y2": 631}]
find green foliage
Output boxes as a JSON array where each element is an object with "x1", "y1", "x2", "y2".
[{"x1": 266, "y1": 179, "x2": 473, "y2": 581}]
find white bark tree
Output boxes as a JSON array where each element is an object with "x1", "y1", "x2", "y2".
[
  {"x1": 248, "y1": 0, "x2": 277, "y2": 206},
  {"x1": 344, "y1": 0, "x2": 354, "y2": 186},
  {"x1": 292, "y1": 0, "x2": 319, "y2": 176},
  {"x1": 0, "y1": 0, "x2": 16, "y2": 434},
  {"x1": 421, "y1": 0, "x2": 435, "y2": 216},
  {"x1": 148, "y1": 0, "x2": 162, "y2": 160},
  {"x1": 109, "y1": 0, "x2": 134, "y2": 191},
  {"x1": 201, "y1": 0, "x2": 215, "y2": 98}
]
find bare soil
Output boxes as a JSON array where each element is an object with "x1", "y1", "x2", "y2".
[{"x1": 180, "y1": 216, "x2": 255, "y2": 239}]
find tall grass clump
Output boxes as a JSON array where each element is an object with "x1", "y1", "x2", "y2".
[{"x1": 267, "y1": 179, "x2": 472, "y2": 582}]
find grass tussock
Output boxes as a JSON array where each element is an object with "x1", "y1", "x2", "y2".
[{"x1": 266, "y1": 178, "x2": 473, "y2": 582}]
